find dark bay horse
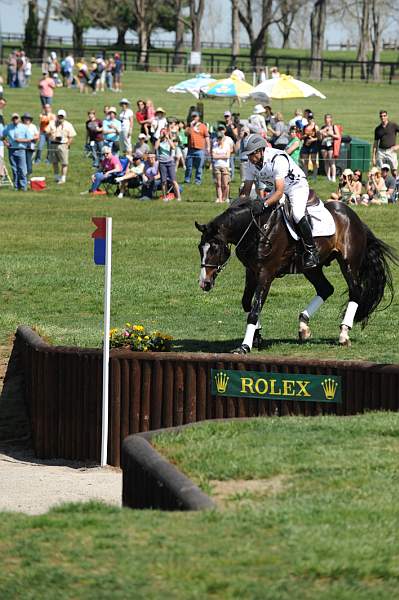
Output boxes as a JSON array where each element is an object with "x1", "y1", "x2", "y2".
[{"x1": 195, "y1": 197, "x2": 398, "y2": 353}]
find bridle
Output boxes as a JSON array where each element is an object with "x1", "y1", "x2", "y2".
[{"x1": 200, "y1": 211, "x2": 264, "y2": 274}]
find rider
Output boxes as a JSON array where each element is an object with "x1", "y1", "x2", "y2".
[{"x1": 240, "y1": 134, "x2": 319, "y2": 270}]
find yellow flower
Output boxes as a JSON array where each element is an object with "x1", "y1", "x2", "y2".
[{"x1": 133, "y1": 325, "x2": 144, "y2": 332}]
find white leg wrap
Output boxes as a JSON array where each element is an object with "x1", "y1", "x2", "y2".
[
  {"x1": 341, "y1": 301, "x2": 359, "y2": 329},
  {"x1": 302, "y1": 295, "x2": 324, "y2": 320},
  {"x1": 243, "y1": 322, "x2": 259, "y2": 350}
]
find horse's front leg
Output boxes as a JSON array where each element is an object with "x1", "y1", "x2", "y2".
[
  {"x1": 242, "y1": 268, "x2": 262, "y2": 349},
  {"x1": 235, "y1": 280, "x2": 272, "y2": 354}
]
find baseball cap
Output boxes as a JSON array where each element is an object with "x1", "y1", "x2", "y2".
[
  {"x1": 224, "y1": 111, "x2": 231, "y2": 117},
  {"x1": 11, "y1": 112, "x2": 20, "y2": 119},
  {"x1": 155, "y1": 107, "x2": 166, "y2": 114},
  {"x1": 342, "y1": 168, "x2": 353, "y2": 176},
  {"x1": 108, "y1": 106, "x2": 117, "y2": 114},
  {"x1": 381, "y1": 163, "x2": 391, "y2": 170},
  {"x1": 57, "y1": 109, "x2": 67, "y2": 117}
]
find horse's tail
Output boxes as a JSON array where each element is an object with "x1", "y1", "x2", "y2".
[{"x1": 355, "y1": 225, "x2": 399, "y2": 328}]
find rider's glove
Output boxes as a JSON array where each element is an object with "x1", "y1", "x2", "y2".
[{"x1": 252, "y1": 198, "x2": 266, "y2": 216}]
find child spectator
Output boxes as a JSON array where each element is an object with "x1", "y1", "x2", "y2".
[
  {"x1": 285, "y1": 126, "x2": 302, "y2": 165},
  {"x1": 135, "y1": 99, "x2": 147, "y2": 133}
]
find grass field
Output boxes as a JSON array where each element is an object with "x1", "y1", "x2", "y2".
[
  {"x1": 1, "y1": 413, "x2": 399, "y2": 599},
  {"x1": 0, "y1": 70, "x2": 398, "y2": 360}
]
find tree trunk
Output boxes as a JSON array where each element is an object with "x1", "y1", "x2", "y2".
[
  {"x1": 240, "y1": 0, "x2": 273, "y2": 68},
  {"x1": 190, "y1": 0, "x2": 205, "y2": 71},
  {"x1": 137, "y1": 24, "x2": 149, "y2": 66},
  {"x1": 309, "y1": 0, "x2": 327, "y2": 80},
  {"x1": 231, "y1": 0, "x2": 240, "y2": 60},
  {"x1": 24, "y1": 0, "x2": 39, "y2": 57},
  {"x1": 174, "y1": 0, "x2": 185, "y2": 66},
  {"x1": 356, "y1": 0, "x2": 370, "y2": 79},
  {"x1": 39, "y1": 0, "x2": 52, "y2": 60},
  {"x1": 370, "y1": 0, "x2": 381, "y2": 81},
  {"x1": 73, "y1": 22, "x2": 85, "y2": 56},
  {"x1": 116, "y1": 26, "x2": 128, "y2": 47}
]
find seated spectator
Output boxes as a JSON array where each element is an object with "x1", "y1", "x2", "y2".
[
  {"x1": 268, "y1": 111, "x2": 289, "y2": 150},
  {"x1": 140, "y1": 153, "x2": 160, "y2": 199},
  {"x1": 102, "y1": 107, "x2": 121, "y2": 154},
  {"x1": 362, "y1": 167, "x2": 388, "y2": 205},
  {"x1": 285, "y1": 126, "x2": 302, "y2": 165},
  {"x1": 22, "y1": 113, "x2": 39, "y2": 176},
  {"x1": 211, "y1": 124, "x2": 232, "y2": 203},
  {"x1": 329, "y1": 169, "x2": 359, "y2": 205},
  {"x1": 85, "y1": 109, "x2": 103, "y2": 168},
  {"x1": 351, "y1": 169, "x2": 363, "y2": 203},
  {"x1": 115, "y1": 152, "x2": 145, "y2": 198},
  {"x1": 380, "y1": 163, "x2": 396, "y2": 203},
  {"x1": 134, "y1": 133, "x2": 150, "y2": 156},
  {"x1": 154, "y1": 127, "x2": 181, "y2": 201},
  {"x1": 89, "y1": 145, "x2": 122, "y2": 195}
]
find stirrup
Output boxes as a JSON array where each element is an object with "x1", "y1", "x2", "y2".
[
  {"x1": 303, "y1": 251, "x2": 319, "y2": 270},
  {"x1": 231, "y1": 343, "x2": 251, "y2": 355}
]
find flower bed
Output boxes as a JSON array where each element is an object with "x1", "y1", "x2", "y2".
[{"x1": 109, "y1": 323, "x2": 173, "y2": 352}]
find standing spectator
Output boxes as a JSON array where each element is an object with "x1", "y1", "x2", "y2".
[
  {"x1": 372, "y1": 110, "x2": 399, "y2": 176},
  {"x1": 2, "y1": 113, "x2": 31, "y2": 190},
  {"x1": 89, "y1": 145, "x2": 122, "y2": 195},
  {"x1": 105, "y1": 57, "x2": 114, "y2": 90},
  {"x1": 135, "y1": 99, "x2": 147, "y2": 133},
  {"x1": 16, "y1": 51, "x2": 27, "y2": 88},
  {"x1": 211, "y1": 124, "x2": 232, "y2": 203},
  {"x1": 150, "y1": 107, "x2": 168, "y2": 145},
  {"x1": 134, "y1": 133, "x2": 150, "y2": 156},
  {"x1": 7, "y1": 52, "x2": 17, "y2": 88},
  {"x1": 0, "y1": 97, "x2": 7, "y2": 125},
  {"x1": 119, "y1": 99, "x2": 134, "y2": 155},
  {"x1": 300, "y1": 111, "x2": 320, "y2": 180},
  {"x1": 154, "y1": 127, "x2": 181, "y2": 201},
  {"x1": 319, "y1": 113, "x2": 340, "y2": 182},
  {"x1": 102, "y1": 107, "x2": 121, "y2": 154},
  {"x1": 223, "y1": 111, "x2": 238, "y2": 180},
  {"x1": 248, "y1": 105, "x2": 267, "y2": 134},
  {"x1": 47, "y1": 52, "x2": 61, "y2": 86},
  {"x1": 271, "y1": 66, "x2": 280, "y2": 78},
  {"x1": 113, "y1": 53, "x2": 123, "y2": 92},
  {"x1": 24, "y1": 58, "x2": 32, "y2": 86},
  {"x1": 62, "y1": 53, "x2": 75, "y2": 87},
  {"x1": 22, "y1": 113, "x2": 39, "y2": 176},
  {"x1": 237, "y1": 124, "x2": 250, "y2": 183},
  {"x1": 96, "y1": 56, "x2": 106, "y2": 92},
  {"x1": 77, "y1": 58, "x2": 89, "y2": 93},
  {"x1": 34, "y1": 103, "x2": 55, "y2": 164},
  {"x1": 38, "y1": 72, "x2": 55, "y2": 107},
  {"x1": 231, "y1": 65, "x2": 245, "y2": 81},
  {"x1": 140, "y1": 153, "x2": 161, "y2": 199},
  {"x1": 47, "y1": 109, "x2": 77, "y2": 184},
  {"x1": 380, "y1": 163, "x2": 397, "y2": 202},
  {"x1": 185, "y1": 111, "x2": 210, "y2": 185},
  {"x1": 268, "y1": 112, "x2": 289, "y2": 150},
  {"x1": 85, "y1": 110, "x2": 103, "y2": 168},
  {"x1": 169, "y1": 119, "x2": 185, "y2": 170},
  {"x1": 285, "y1": 126, "x2": 302, "y2": 165}
]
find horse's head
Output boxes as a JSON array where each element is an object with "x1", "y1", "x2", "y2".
[{"x1": 195, "y1": 221, "x2": 231, "y2": 292}]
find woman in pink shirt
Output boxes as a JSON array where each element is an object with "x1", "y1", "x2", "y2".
[
  {"x1": 38, "y1": 73, "x2": 56, "y2": 107},
  {"x1": 89, "y1": 145, "x2": 122, "y2": 194}
]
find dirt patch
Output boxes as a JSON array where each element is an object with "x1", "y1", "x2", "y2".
[
  {"x1": 209, "y1": 476, "x2": 289, "y2": 507},
  {"x1": 0, "y1": 343, "x2": 122, "y2": 515}
]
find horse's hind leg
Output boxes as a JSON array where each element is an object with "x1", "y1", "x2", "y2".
[
  {"x1": 336, "y1": 256, "x2": 362, "y2": 347},
  {"x1": 298, "y1": 267, "x2": 335, "y2": 342}
]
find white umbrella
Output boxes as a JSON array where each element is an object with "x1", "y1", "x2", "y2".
[
  {"x1": 250, "y1": 74, "x2": 326, "y2": 102},
  {"x1": 167, "y1": 73, "x2": 216, "y2": 99}
]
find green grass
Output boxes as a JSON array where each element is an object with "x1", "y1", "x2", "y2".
[
  {"x1": 0, "y1": 71, "x2": 398, "y2": 360},
  {"x1": 1, "y1": 413, "x2": 399, "y2": 599}
]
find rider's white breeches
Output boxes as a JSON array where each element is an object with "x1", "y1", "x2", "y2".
[{"x1": 287, "y1": 179, "x2": 310, "y2": 223}]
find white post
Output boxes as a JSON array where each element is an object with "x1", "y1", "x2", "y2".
[{"x1": 101, "y1": 217, "x2": 112, "y2": 467}]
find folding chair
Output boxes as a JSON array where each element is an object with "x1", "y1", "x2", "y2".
[{"x1": 0, "y1": 157, "x2": 13, "y2": 188}]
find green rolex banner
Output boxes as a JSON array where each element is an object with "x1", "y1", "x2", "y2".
[{"x1": 211, "y1": 369, "x2": 342, "y2": 403}]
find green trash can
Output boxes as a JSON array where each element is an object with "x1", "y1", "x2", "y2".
[{"x1": 349, "y1": 137, "x2": 371, "y2": 173}]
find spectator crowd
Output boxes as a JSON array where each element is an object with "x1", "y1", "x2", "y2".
[{"x1": 1, "y1": 55, "x2": 399, "y2": 205}]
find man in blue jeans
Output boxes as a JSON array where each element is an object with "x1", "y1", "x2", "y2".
[
  {"x1": 185, "y1": 111, "x2": 210, "y2": 185},
  {"x1": 2, "y1": 113, "x2": 31, "y2": 190}
]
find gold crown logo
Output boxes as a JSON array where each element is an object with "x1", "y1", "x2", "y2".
[
  {"x1": 321, "y1": 378, "x2": 338, "y2": 401},
  {"x1": 214, "y1": 371, "x2": 229, "y2": 394}
]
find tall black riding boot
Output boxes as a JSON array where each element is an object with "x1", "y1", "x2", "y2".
[{"x1": 297, "y1": 216, "x2": 319, "y2": 269}]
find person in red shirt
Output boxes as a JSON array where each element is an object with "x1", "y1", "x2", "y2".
[
  {"x1": 184, "y1": 111, "x2": 210, "y2": 185},
  {"x1": 89, "y1": 145, "x2": 122, "y2": 194},
  {"x1": 135, "y1": 99, "x2": 147, "y2": 134}
]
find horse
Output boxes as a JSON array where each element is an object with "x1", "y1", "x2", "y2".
[{"x1": 195, "y1": 195, "x2": 398, "y2": 353}]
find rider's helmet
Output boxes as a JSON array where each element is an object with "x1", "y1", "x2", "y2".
[{"x1": 243, "y1": 134, "x2": 267, "y2": 157}]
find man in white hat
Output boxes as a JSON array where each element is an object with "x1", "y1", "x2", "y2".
[
  {"x1": 119, "y1": 98, "x2": 133, "y2": 155},
  {"x1": 47, "y1": 109, "x2": 76, "y2": 183},
  {"x1": 248, "y1": 105, "x2": 267, "y2": 134}
]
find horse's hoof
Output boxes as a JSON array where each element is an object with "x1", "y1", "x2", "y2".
[
  {"x1": 253, "y1": 330, "x2": 262, "y2": 349},
  {"x1": 339, "y1": 338, "x2": 351, "y2": 347},
  {"x1": 231, "y1": 344, "x2": 251, "y2": 355},
  {"x1": 298, "y1": 329, "x2": 312, "y2": 343}
]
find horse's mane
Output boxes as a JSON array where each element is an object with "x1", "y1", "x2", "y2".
[{"x1": 209, "y1": 198, "x2": 252, "y2": 233}]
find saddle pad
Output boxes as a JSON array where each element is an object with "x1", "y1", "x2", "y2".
[{"x1": 283, "y1": 199, "x2": 336, "y2": 240}]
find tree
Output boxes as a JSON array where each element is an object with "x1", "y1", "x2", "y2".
[
  {"x1": 370, "y1": 0, "x2": 382, "y2": 81},
  {"x1": 231, "y1": 0, "x2": 240, "y2": 58},
  {"x1": 132, "y1": 0, "x2": 160, "y2": 65},
  {"x1": 24, "y1": 0, "x2": 39, "y2": 57},
  {"x1": 309, "y1": 0, "x2": 327, "y2": 80},
  {"x1": 355, "y1": 0, "x2": 371, "y2": 79},
  {"x1": 39, "y1": 0, "x2": 53, "y2": 59},
  {"x1": 239, "y1": 0, "x2": 280, "y2": 67},
  {"x1": 57, "y1": 0, "x2": 105, "y2": 55},
  {"x1": 189, "y1": 0, "x2": 205, "y2": 53},
  {"x1": 276, "y1": 0, "x2": 302, "y2": 48}
]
